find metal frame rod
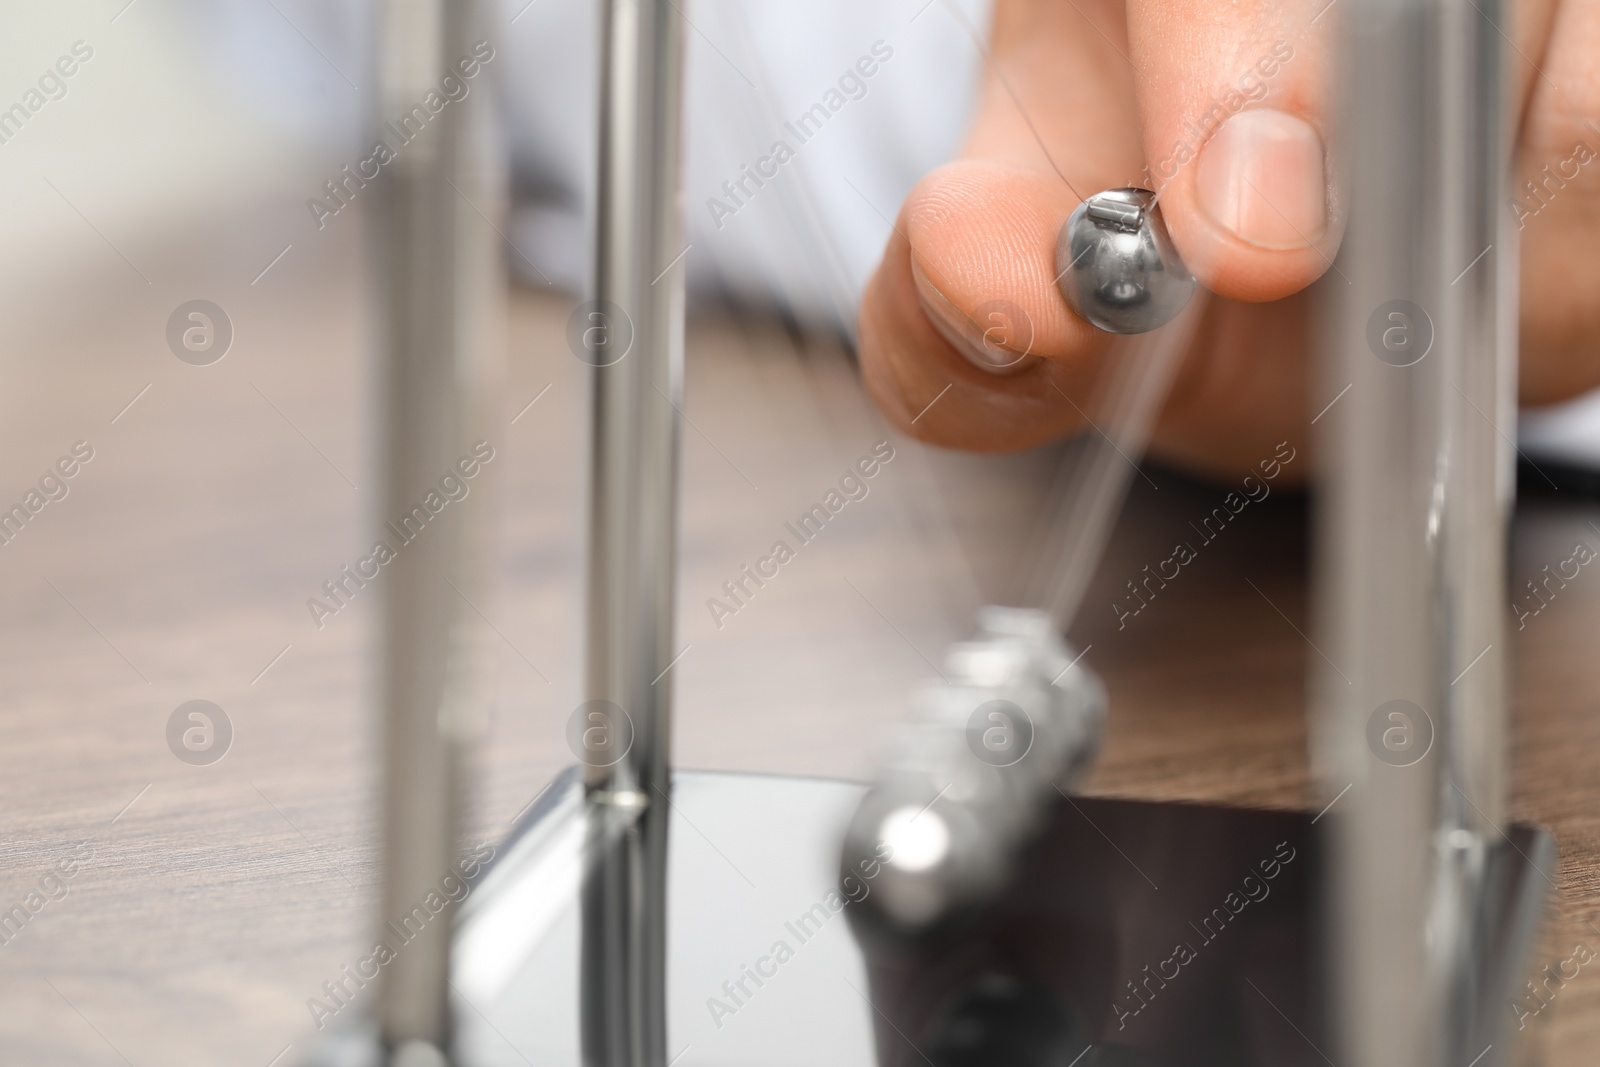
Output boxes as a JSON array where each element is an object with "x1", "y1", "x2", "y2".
[
  {"x1": 1317, "y1": 0, "x2": 1515, "y2": 1063},
  {"x1": 371, "y1": 0, "x2": 497, "y2": 1055},
  {"x1": 581, "y1": 0, "x2": 686, "y2": 1065}
]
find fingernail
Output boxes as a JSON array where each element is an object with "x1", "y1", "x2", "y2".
[
  {"x1": 910, "y1": 259, "x2": 1038, "y2": 376},
  {"x1": 1196, "y1": 108, "x2": 1327, "y2": 251}
]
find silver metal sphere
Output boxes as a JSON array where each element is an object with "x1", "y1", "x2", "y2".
[
  {"x1": 1055, "y1": 188, "x2": 1195, "y2": 335},
  {"x1": 840, "y1": 607, "x2": 1105, "y2": 932}
]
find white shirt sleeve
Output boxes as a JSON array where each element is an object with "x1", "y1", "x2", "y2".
[{"x1": 500, "y1": 0, "x2": 991, "y2": 334}]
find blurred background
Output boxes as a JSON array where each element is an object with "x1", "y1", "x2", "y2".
[{"x1": 1, "y1": 1, "x2": 1598, "y2": 1064}]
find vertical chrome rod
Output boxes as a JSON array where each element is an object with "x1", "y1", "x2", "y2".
[
  {"x1": 371, "y1": 0, "x2": 497, "y2": 1055},
  {"x1": 581, "y1": 1, "x2": 685, "y2": 1065},
  {"x1": 1318, "y1": 0, "x2": 1513, "y2": 1063}
]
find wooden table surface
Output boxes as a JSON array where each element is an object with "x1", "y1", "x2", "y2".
[{"x1": 0, "y1": 224, "x2": 1596, "y2": 1065}]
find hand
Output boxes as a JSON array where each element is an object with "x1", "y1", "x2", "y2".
[{"x1": 858, "y1": 0, "x2": 1594, "y2": 481}]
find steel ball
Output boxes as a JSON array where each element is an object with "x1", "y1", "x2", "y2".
[{"x1": 1055, "y1": 188, "x2": 1195, "y2": 335}]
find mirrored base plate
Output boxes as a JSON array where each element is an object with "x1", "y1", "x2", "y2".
[{"x1": 304, "y1": 769, "x2": 1553, "y2": 1067}]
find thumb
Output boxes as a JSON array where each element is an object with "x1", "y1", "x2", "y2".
[{"x1": 1126, "y1": 0, "x2": 1340, "y2": 302}]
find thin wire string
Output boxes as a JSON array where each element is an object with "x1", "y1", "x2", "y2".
[
  {"x1": 935, "y1": 0, "x2": 1199, "y2": 631},
  {"x1": 938, "y1": 0, "x2": 1088, "y2": 203},
  {"x1": 1030, "y1": 292, "x2": 1207, "y2": 629}
]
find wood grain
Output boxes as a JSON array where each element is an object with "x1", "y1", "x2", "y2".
[{"x1": 0, "y1": 256, "x2": 1595, "y2": 1064}]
